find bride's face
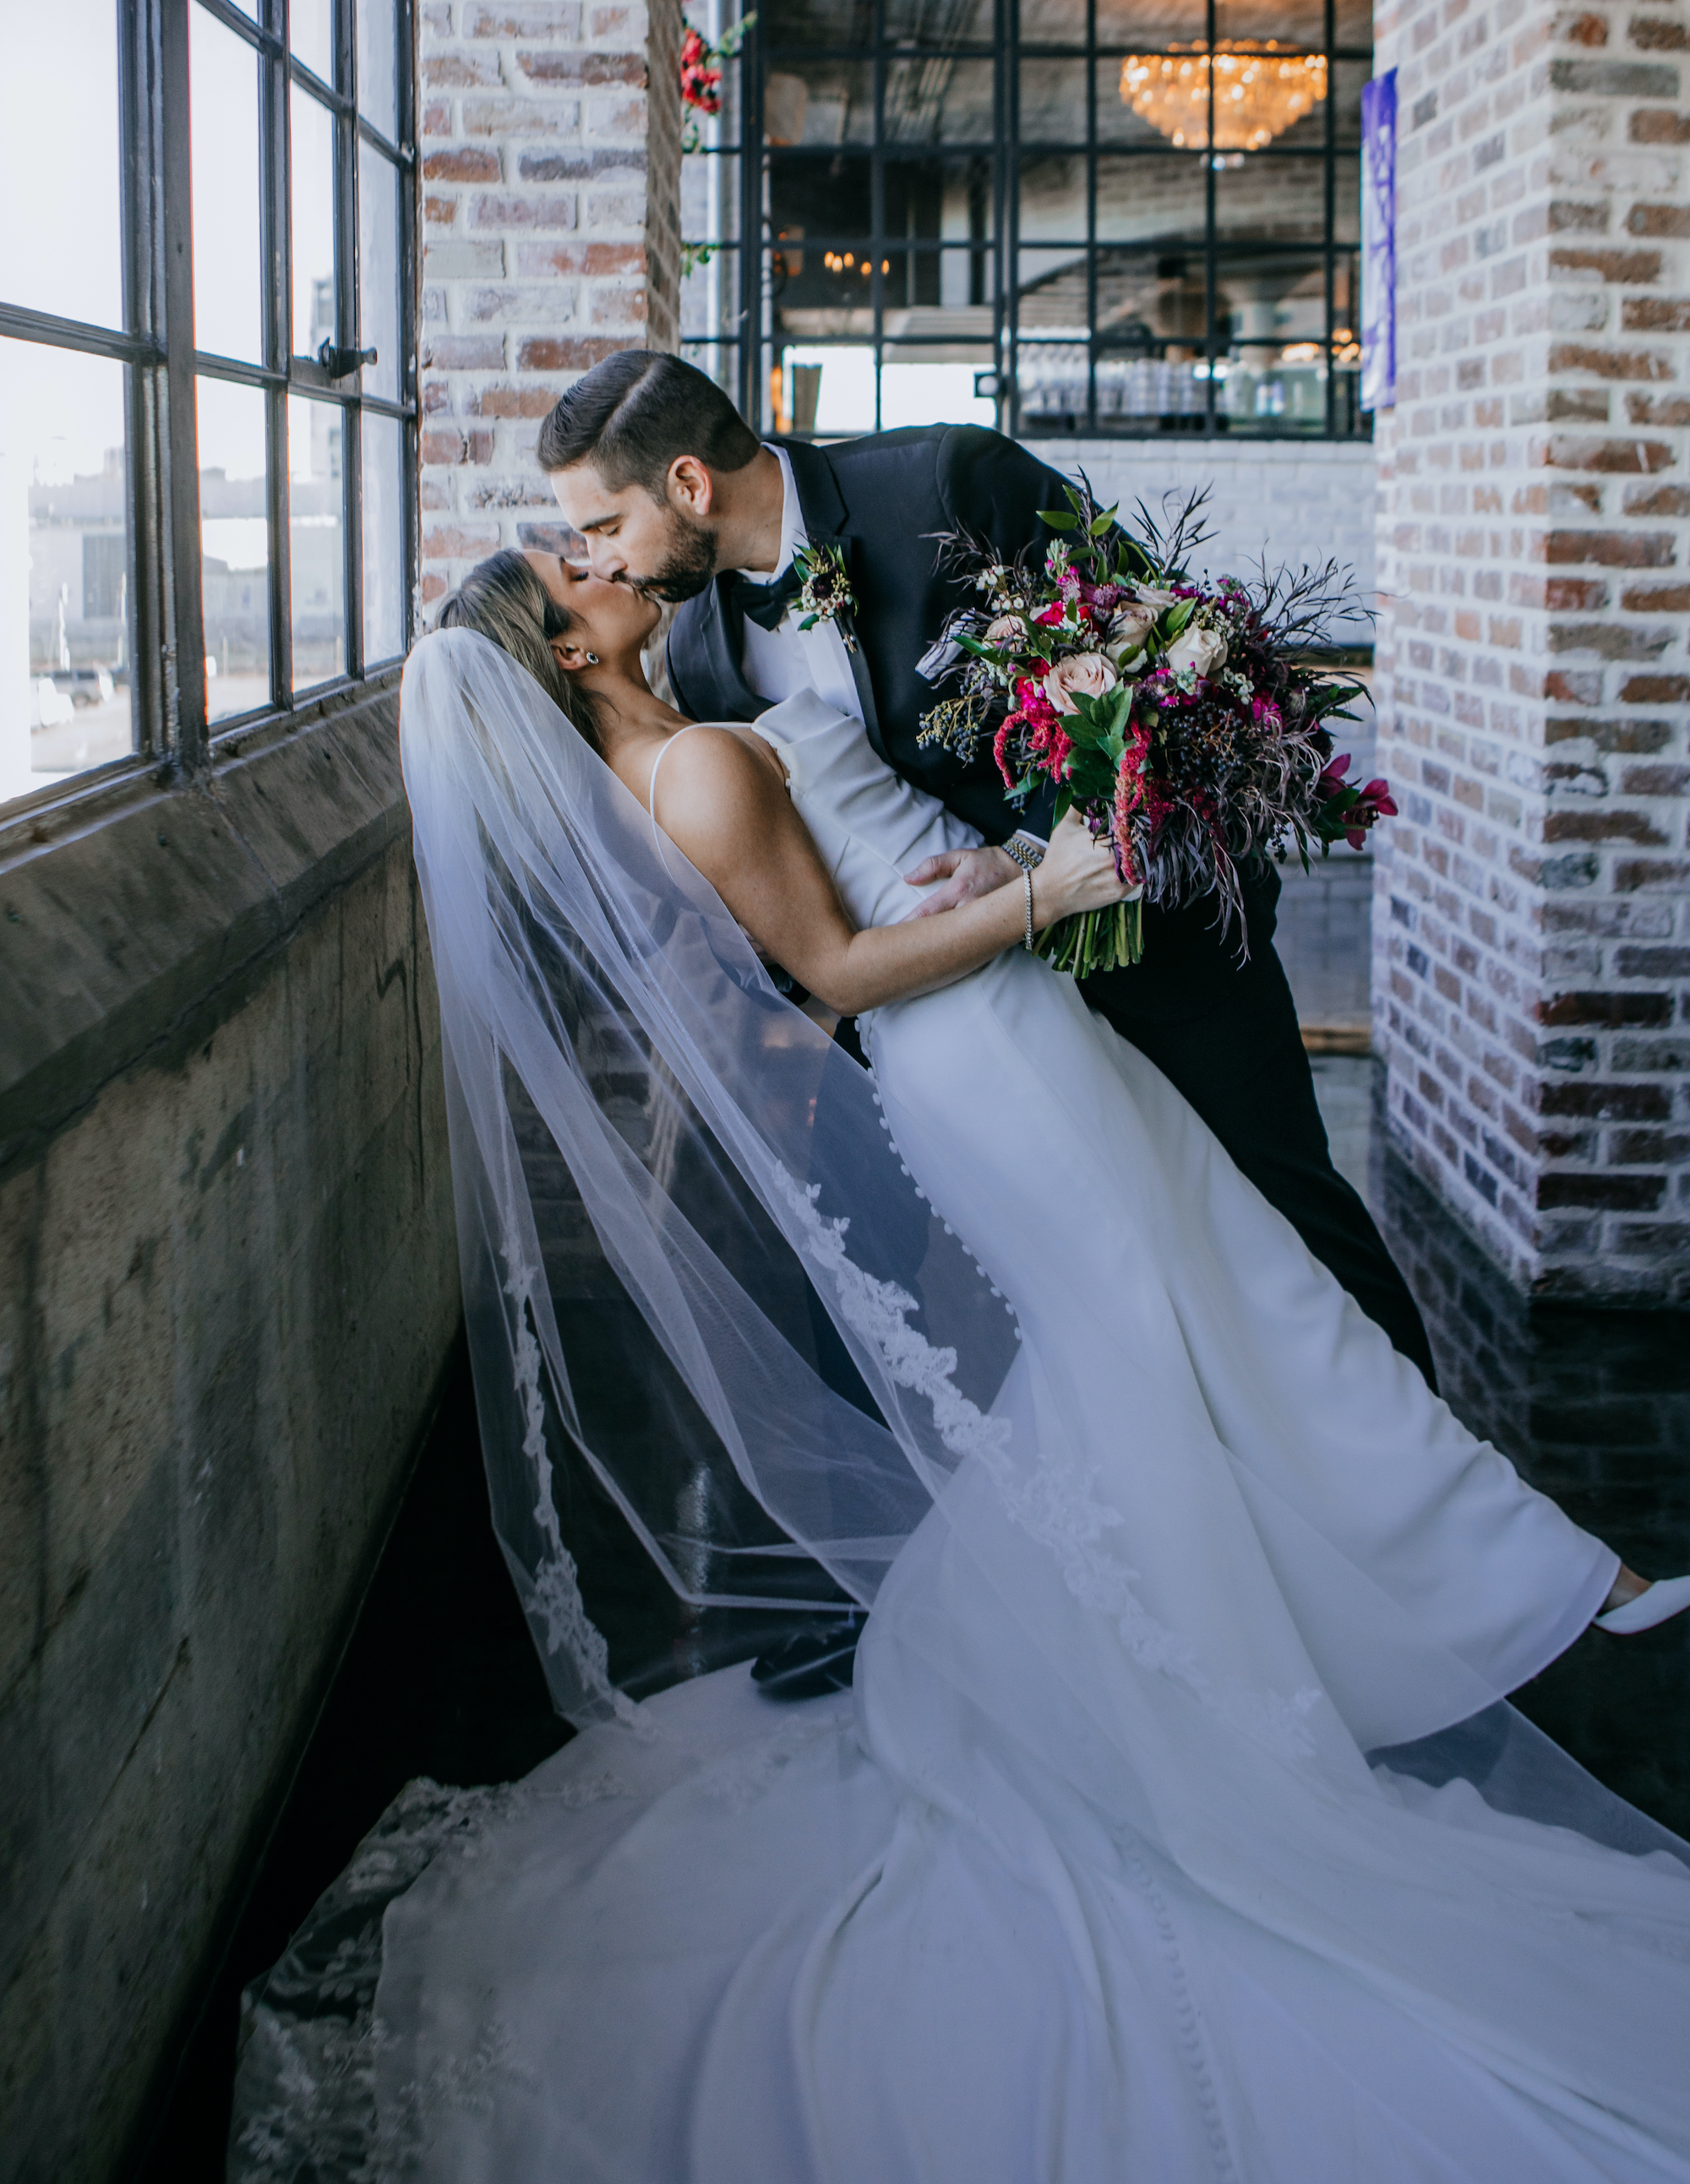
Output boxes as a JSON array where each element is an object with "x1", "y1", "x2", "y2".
[{"x1": 523, "y1": 549, "x2": 659, "y2": 671}]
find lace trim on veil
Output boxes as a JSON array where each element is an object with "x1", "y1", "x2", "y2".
[{"x1": 774, "y1": 1168, "x2": 1325, "y2": 1762}]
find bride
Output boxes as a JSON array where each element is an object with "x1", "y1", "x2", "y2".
[{"x1": 270, "y1": 545, "x2": 1690, "y2": 2181}]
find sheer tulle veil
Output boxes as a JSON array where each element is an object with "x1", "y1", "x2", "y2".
[{"x1": 399, "y1": 627, "x2": 1017, "y2": 1723}]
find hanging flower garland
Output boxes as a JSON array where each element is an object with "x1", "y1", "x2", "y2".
[
  {"x1": 679, "y1": 14, "x2": 755, "y2": 275},
  {"x1": 681, "y1": 14, "x2": 754, "y2": 153}
]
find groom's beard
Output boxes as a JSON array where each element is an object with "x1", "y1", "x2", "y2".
[{"x1": 627, "y1": 509, "x2": 719, "y2": 603}]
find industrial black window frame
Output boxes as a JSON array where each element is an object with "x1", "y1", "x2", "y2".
[
  {"x1": 683, "y1": 0, "x2": 1368, "y2": 440},
  {"x1": 0, "y1": 0, "x2": 418, "y2": 811}
]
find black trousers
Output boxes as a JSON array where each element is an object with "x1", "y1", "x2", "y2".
[{"x1": 1081, "y1": 943, "x2": 1438, "y2": 1390}]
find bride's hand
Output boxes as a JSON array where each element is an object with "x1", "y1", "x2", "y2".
[{"x1": 1036, "y1": 809, "x2": 1142, "y2": 923}]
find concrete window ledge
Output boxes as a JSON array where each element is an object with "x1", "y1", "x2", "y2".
[
  {"x1": 0, "y1": 678, "x2": 464, "y2": 2184},
  {"x1": 2, "y1": 680, "x2": 412, "y2": 1164}
]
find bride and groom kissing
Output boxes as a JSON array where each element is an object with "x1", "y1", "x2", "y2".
[{"x1": 385, "y1": 347, "x2": 1690, "y2": 2181}]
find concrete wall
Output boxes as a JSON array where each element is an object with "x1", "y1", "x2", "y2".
[{"x1": 0, "y1": 682, "x2": 461, "y2": 2182}]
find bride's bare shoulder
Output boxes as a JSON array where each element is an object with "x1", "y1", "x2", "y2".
[{"x1": 651, "y1": 723, "x2": 788, "y2": 810}]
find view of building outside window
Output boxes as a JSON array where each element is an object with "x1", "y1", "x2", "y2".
[
  {"x1": 683, "y1": 0, "x2": 1368, "y2": 441},
  {"x1": 0, "y1": 0, "x2": 417, "y2": 811}
]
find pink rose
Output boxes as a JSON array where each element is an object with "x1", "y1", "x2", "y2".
[
  {"x1": 984, "y1": 614, "x2": 1025, "y2": 648},
  {"x1": 1043, "y1": 651, "x2": 1118, "y2": 716}
]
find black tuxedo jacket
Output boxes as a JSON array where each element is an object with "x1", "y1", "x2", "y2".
[{"x1": 666, "y1": 424, "x2": 1279, "y2": 1026}]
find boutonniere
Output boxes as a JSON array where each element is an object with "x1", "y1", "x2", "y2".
[{"x1": 793, "y1": 541, "x2": 858, "y2": 651}]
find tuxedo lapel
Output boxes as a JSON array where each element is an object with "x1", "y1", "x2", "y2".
[
  {"x1": 783, "y1": 441, "x2": 887, "y2": 762},
  {"x1": 672, "y1": 570, "x2": 763, "y2": 723}
]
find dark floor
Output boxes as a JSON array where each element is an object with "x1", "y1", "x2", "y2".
[{"x1": 135, "y1": 1068, "x2": 1690, "y2": 2184}]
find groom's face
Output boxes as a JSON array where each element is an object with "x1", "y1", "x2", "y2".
[{"x1": 550, "y1": 460, "x2": 719, "y2": 603}]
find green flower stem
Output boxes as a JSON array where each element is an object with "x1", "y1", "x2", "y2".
[{"x1": 1033, "y1": 898, "x2": 1144, "y2": 978}]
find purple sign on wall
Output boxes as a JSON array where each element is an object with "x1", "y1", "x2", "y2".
[{"x1": 1361, "y1": 69, "x2": 1397, "y2": 412}]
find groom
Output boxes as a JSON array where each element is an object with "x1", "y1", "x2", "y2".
[{"x1": 538, "y1": 351, "x2": 1436, "y2": 1382}]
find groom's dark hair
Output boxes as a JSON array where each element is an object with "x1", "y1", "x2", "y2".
[{"x1": 537, "y1": 350, "x2": 760, "y2": 496}]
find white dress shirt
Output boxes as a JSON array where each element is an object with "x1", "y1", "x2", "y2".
[{"x1": 736, "y1": 445, "x2": 864, "y2": 725}]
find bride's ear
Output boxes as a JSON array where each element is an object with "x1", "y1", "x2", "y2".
[{"x1": 550, "y1": 634, "x2": 600, "y2": 674}]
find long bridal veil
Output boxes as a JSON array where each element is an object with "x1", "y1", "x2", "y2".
[{"x1": 399, "y1": 627, "x2": 1017, "y2": 1722}]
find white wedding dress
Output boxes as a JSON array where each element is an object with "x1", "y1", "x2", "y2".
[{"x1": 275, "y1": 689, "x2": 1690, "y2": 2183}]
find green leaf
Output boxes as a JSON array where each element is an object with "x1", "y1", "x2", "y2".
[
  {"x1": 1052, "y1": 785, "x2": 1073, "y2": 827},
  {"x1": 1164, "y1": 598, "x2": 1196, "y2": 638},
  {"x1": 1039, "y1": 508, "x2": 1080, "y2": 532},
  {"x1": 1088, "y1": 506, "x2": 1117, "y2": 538}
]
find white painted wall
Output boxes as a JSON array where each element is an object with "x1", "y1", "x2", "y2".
[{"x1": 1023, "y1": 436, "x2": 1377, "y2": 624}]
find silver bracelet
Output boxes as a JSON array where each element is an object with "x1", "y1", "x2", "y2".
[{"x1": 1022, "y1": 866, "x2": 1035, "y2": 951}]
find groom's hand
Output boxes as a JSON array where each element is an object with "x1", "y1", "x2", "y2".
[{"x1": 902, "y1": 844, "x2": 1021, "y2": 917}]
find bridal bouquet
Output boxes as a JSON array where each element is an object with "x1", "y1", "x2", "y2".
[{"x1": 916, "y1": 487, "x2": 1397, "y2": 977}]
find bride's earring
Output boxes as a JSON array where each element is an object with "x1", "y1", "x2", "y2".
[{"x1": 586, "y1": 651, "x2": 600, "y2": 665}]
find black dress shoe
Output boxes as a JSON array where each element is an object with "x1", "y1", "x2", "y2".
[{"x1": 750, "y1": 1612, "x2": 867, "y2": 1701}]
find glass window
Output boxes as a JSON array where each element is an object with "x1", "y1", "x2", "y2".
[
  {"x1": 0, "y1": 341, "x2": 134, "y2": 803},
  {"x1": 291, "y1": 0, "x2": 336, "y2": 86},
  {"x1": 191, "y1": 8, "x2": 266, "y2": 363},
  {"x1": 2, "y1": 0, "x2": 417, "y2": 817},
  {"x1": 721, "y1": 0, "x2": 1370, "y2": 440},
  {"x1": 0, "y1": 0, "x2": 123, "y2": 331},
  {"x1": 359, "y1": 145, "x2": 402, "y2": 403},
  {"x1": 290, "y1": 394, "x2": 346, "y2": 688},
  {"x1": 199, "y1": 377, "x2": 272, "y2": 722},
  {"x1": 292, "y1": 86, "x2": 340, "y2": 363},
  {"x1": 362, "y1": 412, "x2": 406, "y2": 666}
]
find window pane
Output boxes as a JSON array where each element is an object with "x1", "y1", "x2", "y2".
[
  {"x1": 771, "y1": 152, "x2": 870, "y2": 243},
  {"x1": 358, "y1": 0, "x2": 400, "y2": 139},
  {"x1": 885, "y1": 0, "x2": 992, "y2": 40},
  {"x1": 763, "y1": 0, "x2": 871, "y2": 48},
  {"x1": 358, "y1": 145, "x2": 401, "y2": 401},
  {"x1": 191, "y1": 7, "x2": 265, "y2": 363},
  {"x1": 292, "y1": 86, "x2": 339, "y2": 361},
  {"x1": 0, "y1": 0, "x2": 123, "y2": 330},
  {"x1": 292, "y1": 0, "x2": 335, "y2": 85},
  {"x1": 1018, "y1": 0, "x2": 1091, "y2": 38},
  {"x1": 199, "y1": 376, "x2": 273, "y2": 721},
  {"x1": 361, "y1": 412, "x2": 406, "y2": 664},
  {"x1": 289, "y1": 395, "x2": 345, "y2": 686},
  {"x1": 886, "y1": 58, "x2": 995, "y2": 145},
  {"x1": 1017, "y1": 61, "x2": 1086, "y2": 148},
  {"x1": 765, "y1": 63, "x2": 873, "y2": 146},
  {"x1": 1216, "y1": 154, "x2": 1330, "y2": 242},
  {"x1": 0, "y1": 341, "x2": 134, "y2": 805},
  {"x1": 1097, "y1": 153, "x2": 1208, "y2": 247},
  {"x1": 1213, "y1": 0, "x2": 1328, "y2": 47}
]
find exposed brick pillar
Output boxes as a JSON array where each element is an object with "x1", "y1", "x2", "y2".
[
  {"x1": 417, "y1": 0, "x2": 683, "y2": 614},
  {"x1": 1371, "y1": 0, "x2": 1690, "y2": 1302}
]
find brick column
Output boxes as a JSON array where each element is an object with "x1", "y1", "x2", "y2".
[
  {"x1": 417, "y1": 0, "x2": 683, "y2": 615},
  {"x1": 1371, "y1": 0, "x2": 1690, "y2": 1302}
]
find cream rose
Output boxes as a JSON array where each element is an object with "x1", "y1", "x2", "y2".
[
  {"x1": 1164, "y1": 624, "x2": 1229, "y2": 679},
  {"x1": 1130, "y1": 583, "x2": 1183, "y2": 614},
  {"x1": 984, "y1": 614, "x2": 1025, "y2": 648},
  {"x1": 1110, "y1": 602, "x2": 1157, "y2": 668},
  {"x1": 1043, "y1": 651, "x2": 1118, "y2": 716}
]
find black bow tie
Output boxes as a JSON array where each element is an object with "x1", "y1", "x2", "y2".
[{"x1": 727, "y1": 562, "x2": 804, "y2": 631}]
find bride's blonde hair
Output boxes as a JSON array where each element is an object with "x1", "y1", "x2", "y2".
[{"x1": 434, "y1": 550, "x2": 602, "y2": 750}]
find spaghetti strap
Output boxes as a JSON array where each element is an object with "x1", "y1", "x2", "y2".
[{"x1": 646, "y1": 723, "x2": 708, "y2": 876}]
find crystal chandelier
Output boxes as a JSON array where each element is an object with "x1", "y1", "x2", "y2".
[{"x1": 1120, "y1": 43, "x2": 1327, "y2": 152}]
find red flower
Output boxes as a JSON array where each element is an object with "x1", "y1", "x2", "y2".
[{"x1": 1033, "y1": 602, "x2": 1066, "y2": 628}]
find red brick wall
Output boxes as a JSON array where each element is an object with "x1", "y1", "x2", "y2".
[
  {"x1": 417, "y1": 0, "x2": 682, "y2": 614},
  {"x1": 1371, "y1": 0, "x2": 1690, "y2": 1302}
]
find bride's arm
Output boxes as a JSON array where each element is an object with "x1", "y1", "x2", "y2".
[{"x1": 649, "y1": 728, "x2": 1128, "y2": 1016}]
